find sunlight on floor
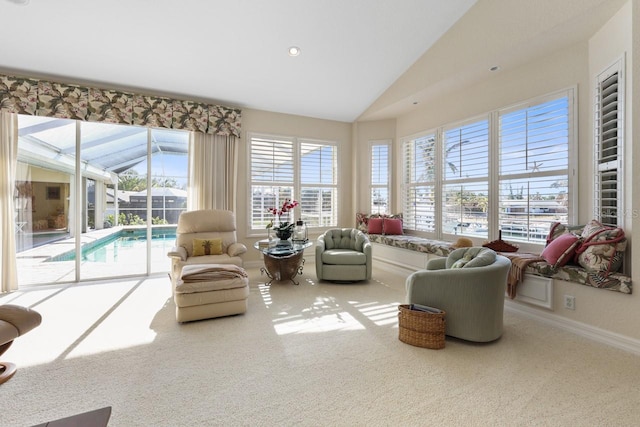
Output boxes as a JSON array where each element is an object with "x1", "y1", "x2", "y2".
[
  {"x1": 259, "y1": 280, "x2": 402, "y2": 335},
  {"x1": 1, "y1": 276, "x2": 172, "y2": 366},
  {"x1": 348, "y1": 300, "x2": 400, "y2": 327}
]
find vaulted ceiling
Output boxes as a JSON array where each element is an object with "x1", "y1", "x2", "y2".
[{"x1": 0, "y1": 0, "x2": 628, "y2": 123}]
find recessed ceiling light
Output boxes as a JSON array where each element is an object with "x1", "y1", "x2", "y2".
[
  {"x1": 490, "y1": 66, "x2": 500, "y2": 72},
  {"x1": 5, "y1": 0, "x2": 30, "y2": 5},
  {"x1": 288, "y1": 46, "x2": 301, "y2": 57}
]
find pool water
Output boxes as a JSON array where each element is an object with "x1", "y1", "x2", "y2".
[{"x1": 48, "y1": 228, "x2": 176, "y2": 262}]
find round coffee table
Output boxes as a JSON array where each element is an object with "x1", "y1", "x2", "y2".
[{"x1": 254, "y1": 239, "x2": 313, "y2": 285}]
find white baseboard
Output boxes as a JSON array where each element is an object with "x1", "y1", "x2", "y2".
[{"x1": 505, "y1": 300, "x2": 640, "y2": 356}]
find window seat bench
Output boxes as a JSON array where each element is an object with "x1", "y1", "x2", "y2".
[
  {"x1": 523, "y1": 261, "x2": 631, "y2": 294},
  {"x1": 368, "y1": 233, "x2": 632, "y2": 309}
]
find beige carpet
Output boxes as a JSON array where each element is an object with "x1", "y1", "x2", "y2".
[{"x1": 1, "y1": 265, "x2": 639, "y2": 426}]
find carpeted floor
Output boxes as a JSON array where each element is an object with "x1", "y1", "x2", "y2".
[{"x1": 1, "y1": 265, "x2": 639, "y2": 426}]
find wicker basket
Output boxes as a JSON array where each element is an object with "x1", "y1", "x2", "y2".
[{"x1": 398, "y1": 304, "x2": 445, "y2": 349}]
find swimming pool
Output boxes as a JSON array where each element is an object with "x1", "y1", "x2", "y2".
[{"x1": 47, "y1": 227, "x2": 176, "y2": 262}]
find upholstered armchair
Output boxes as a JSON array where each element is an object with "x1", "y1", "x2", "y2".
[
  {"x1": 1, "y1": 304, "x2": 42, "y2": 384},
  {"x1": 315, "y1": 228, "x2": 372, "y2": 282},
  {"x1": 167, "y1": 209, "x2": 247, "y2": 283},
  {"x1": 405, "y1": 247, "x2": 511, "y2": 342}
]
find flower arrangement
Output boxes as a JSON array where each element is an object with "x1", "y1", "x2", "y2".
[{"x1": 266, "y1": 198, "x2": 299, "y2": 239}]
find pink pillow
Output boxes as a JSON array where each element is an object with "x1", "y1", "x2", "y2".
[
  {"x1": 541, "y1": 233, "x2": 581, "y2": 267},
  {"x1": 367, "y1": 217, "x2": 384, "y2": 234},
  {"x1": 383, "y1": 218, "x2": 403, "y2": 235}
]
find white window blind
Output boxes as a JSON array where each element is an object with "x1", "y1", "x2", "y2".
[
  {"x1": 300, "y1": 140, "x2": 338, "y2": 227},
  {"x1": 442, "y1": 119, "x2": 489, "y2": 237},
  {"x1": 498, "y1": 92, "x2": 571, "y2": 242},
  {"x1": 595, "y1": 60, "x2": 624, "y2": 227},
  {"x1": 370, "y1": 142, "x2": 390, "y2": 214},
  {"x1": 402, "y1": 134, "x2": 436, "y2": 232},
  {"x1": 250, "y1": 135, "x2": 295, "y2": 229}
]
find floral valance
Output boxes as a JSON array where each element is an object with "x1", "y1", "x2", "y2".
[{"x1": 0, "y1": 74, "x2": 241, "y2": 137}]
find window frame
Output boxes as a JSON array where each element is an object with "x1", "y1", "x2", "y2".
[
  {"x1": 401, "y1": 131, "x2": 439, "y2": 234},
  {"x1": 594, "y1": 58, "x2": 624, "y2": 228},
  {"x1": 497, "y1": 89, "x2": 576, "y2": 244},
  {"x1": 400, "y1": 88, "x2": 577, "y2": 248},
  {"x1": 441, "y1": 115, "x2": 490, "y2": 240},
  {"x1": 368, "y1": 140, "x2": 392, "y2": 215},
  {"x1": 248, "y1": 132, "x2": 339, "y2": 235}
]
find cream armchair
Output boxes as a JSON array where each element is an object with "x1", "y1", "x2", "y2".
[
  {"x1": 167, "y1": 209, "x2": 247, "y2": 283},
  {"x1": 405, "y1": 247, "x2": 511, "y2": 342},
  {"x1": 315, "y1": 228, "x2": 372, "y2": 282}
]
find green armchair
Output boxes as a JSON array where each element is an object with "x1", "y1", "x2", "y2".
[
  {"x1": 405, "y1": 247, "x2": 511, "y2": 342},
  {"x1": 315, "y1": 228, "x2": 372, "y2": 282}
]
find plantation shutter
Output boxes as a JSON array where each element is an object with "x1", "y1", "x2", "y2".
[
  {"x1": 595, "y1": 61, "x2": 623, "y2": 227},
  {"x1": 300, "y1": 140, "x2": 337, "y2": 227},
  {"x1": 250, "y1": 135, "x2": 294, "y2": 228},
  {"x1": 441, "y1": 119, "x2": 489, "y2": 237},
  {"x1": 402, "y1": 134, "x2": 436, "y2": 232},
  {"x1": 498, "y1": 94, "x2": 570, "y2": 241},
  {"x1": 370, "y1": 143, "x2": 390, "y2": 214}
]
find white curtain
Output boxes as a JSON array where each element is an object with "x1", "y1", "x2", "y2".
[
  {"x1": 0, "y1": 112, "x2": 19, "y2": 293},
  {"x1": 188, "y1": 132, "x2": 238, "y2": 211}
]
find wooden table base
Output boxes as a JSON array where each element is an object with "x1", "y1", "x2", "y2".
[{"x1": 261, "y1": 251, "x2": 305, "y2": 285}]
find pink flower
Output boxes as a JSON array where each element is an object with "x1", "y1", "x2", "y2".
[{"x1": 267, "y1": 199, "x2": 299, "y2": 221}]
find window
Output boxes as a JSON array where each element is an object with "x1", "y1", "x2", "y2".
[
  {"x1": 442, "y1": 119, "x2": 489, "y2": 238},
  {"x1": 402, "y1": 133, "x2": 437, "y2": 232},
  {"x1": 370, "y1": 141, "x2": 391, "y2": 215},
  {"x1": 499, "y1": 92, "x2": 572, "y2": 242},
  {"x1": 300, "y1": 139, "x2": 338, "y2": 227},
  {"x1": 594, "y1": 59, "x2": 624, "y2": 227},
  {"x1": 401, "y1": 89, "x2": 575, "y2": 244},
  {"x1": 250, "y1": 133, "x2": 338, "y2": 231}
]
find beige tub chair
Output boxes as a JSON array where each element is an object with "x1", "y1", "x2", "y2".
[
  {"x1": 167, "y1": 209, "x2": 247, "y2": 283},
  {"x1": 405, "y1": 247, "x2": 511, "y2": 342}
]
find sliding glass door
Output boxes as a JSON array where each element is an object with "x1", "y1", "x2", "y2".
[{"x1": 15, "y1": 115, "x2": 189, "y2": 286}]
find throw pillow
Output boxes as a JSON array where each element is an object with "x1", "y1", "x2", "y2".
[
  {"x1": 446, "y1": 247, "x2": 496, "y2": 269},
  {"x1": 383, "y1": 218, "x2": 403, "y2": 235},
  {"x1": 356, "y1": 213, "x2": 369, "y2": 232},
  {"x1": 192, "y1": 238, "x2": 223, "y2": 256},
  {"x1": 575, "y1": 220, "x2": 626, "y2": 276},
  {"x1": 450, "y1": 252, "x2": 473, "y2": 268},
  {"x1": 368, "y1": 217, "x2": 384, "y2": 234},
  {"x1": 541, "y1": 233, "x2": 581, "y2": 268},
  {"x1": 546, "y1": 222, "x2": 585, "y2": 245}
]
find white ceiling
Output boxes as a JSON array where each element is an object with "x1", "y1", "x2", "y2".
[
  {"x1": 0, "y1": 0, "x2": 476, "y2": 123},
  {"x1": 0, "y1": 0, "x2": 628, "y2": 123}
]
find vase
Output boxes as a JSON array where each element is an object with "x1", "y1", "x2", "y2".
[{"x1": 275, "y1": 228, "x2": 293, "y2": 240}]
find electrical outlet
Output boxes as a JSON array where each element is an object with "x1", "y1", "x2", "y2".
[{"x1": 564, "y1": 295, "x2": 576, "y2": 310}]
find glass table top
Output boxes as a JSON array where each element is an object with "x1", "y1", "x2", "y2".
[{"x1": 254, "y1": 239, "x2": 313, "y2": 256}]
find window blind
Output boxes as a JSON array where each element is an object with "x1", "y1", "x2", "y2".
[
  {"x1": 300, "y1": 140, "x2": 338, "y2": 227},
  {"x1": 402, "y1": 134, "x2": 436, "y2": 232},
  {"x1": 595, "y1": 61, "x2": 623, "y2": 227},
  {"x1": 250, "y1": 135, "x2": 294, "y2": 229},
  {"x1": 498, "y1": 94, "x2": 570, "y2": 242},
  {"x1": 442, "y1": 119, "x2": 489, "y2": 237},
  {"x1": 370, "y1": 143, "x2": 390, "y2": 214}
]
